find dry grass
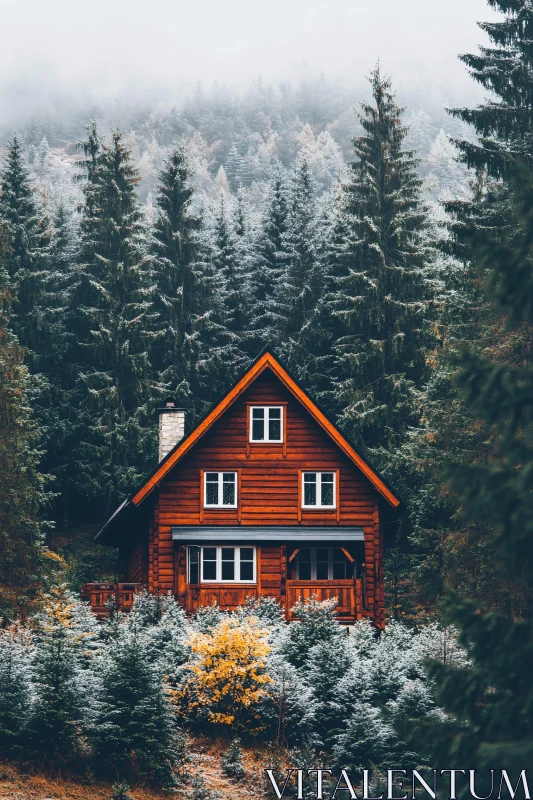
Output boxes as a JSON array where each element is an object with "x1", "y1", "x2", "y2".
[{"x1": 0, "y1": 737, "x2": 286, "y2": 800}]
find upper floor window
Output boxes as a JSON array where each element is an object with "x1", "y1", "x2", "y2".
[
  {"x1": 302, "y1": 471, "x2": 336, "y2": 508},
  {"x1": 204, "y1": 471, "x2": 237, "y2": 508},
  {"x1": 250, "y1": 406, "x2": 283, "y2": 443}
]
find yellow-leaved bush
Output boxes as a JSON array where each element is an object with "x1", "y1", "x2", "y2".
[{"x1": 173, "y1": 615, "x2": 272, "y2": 731}]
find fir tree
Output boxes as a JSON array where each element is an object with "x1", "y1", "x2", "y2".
[
  {"x1": 0, "y1": 624, "x2": 33, "y2": 755},
  {"x1": 191, "y1": 196, "x2": 249, "y2": 406},
  {"x1": 211, "y1": 194, "x2": 250, "y2": 337},
  {"x1": 0, "y1": 135, "x2": 65, "y2": 373},
  {"x1": 25, "y1": 585, "x2": 90, "y2": 767},
  {"x1": 150, "y1": 145, "x2": 201, "y2": 411},
  {"x1": 225, "y1": 144, "x2": 244, "y2": 191},
  {"x1": 221, "y1": 737, "x2": 246, "y2": 780},
  {"x1": 325, "y1": 66, "x2": 429, "y2": 452},
  {"x1": 274, "y1": 157, "x2": 322, "y2": 367},
  {"x1": 449, "y1": 1, "x2": 533, "y2": 177},
  {"x1": 249, "y1": 164, "x2": 289, "y2": 346},
  {"x1": 94, "y1": 616, "x2": 181, "y2": 787},
  {"x1": 415, "y1": 170, "x2": 533, "y2": 781},
  {"x1": 70, "y1": 128, "x2": 155, "y2": 511},
  {"x1": 0, "y1": 233, "x2": 51, "y2": 619}
]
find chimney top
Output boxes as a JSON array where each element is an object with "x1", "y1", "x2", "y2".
[{"x1": 158, "y1": 398, "x2": 186, "y2": 414}]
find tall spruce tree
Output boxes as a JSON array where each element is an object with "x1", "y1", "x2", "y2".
[
  {"x1": 249, "y1": 163, "x2": 289, "y2": 347},
  {"x1": 413, "y1": 169, "x2": 533, "y2": 784},
  {"x1": 443, "y1": 1, "x2": 533, "y2": 269},
  {"x1": 182, "y1": 197, "x2": 246, "y2": 413},
  {"x1": 0, "y1": 229, "x2": 51, "y2": 620},
  {"x1": 211, "y1": 194, "x2": 250, "y2": 338},
  {"x1": 325, "y1": 67, "x2": 429, "y2": 453},
  {"x1": 0, "y1": 135, "x2": 66, "y2": 373},
  {"x1": 150, "y1": 145, "x2": 200, "y2": 410},
  {"x1": 70, "y1": 128, "x2": 155, "y2": 512},
  {"x1": 450, "y1": 0, "x2": 533, "y2": 176},
  {"x1": 274, "y1": 157, "x2": 322, "y2": 367}
]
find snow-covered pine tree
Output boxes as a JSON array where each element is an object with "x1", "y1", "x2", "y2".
[
  {"x1": 212, "y1": 193, "x2": 250, "y2": 338},
  {"x1": 0, "y1": 237, "x2": 50, "y2": 619},
  {"x1": 0, "y1": 624, "x2": 33, "y2": 756},
  {"x1": 325, "y1": 66, "x2": 429, "y2": 453},
  {"x1": 225, "y1": 143, "x2": 244, "y2": 192},
  {"x1": 0, "y1": 135, "x2": 68, "y2": 377},
  {"x1": 190, "y1": 194, "x2": 250, "y2": 405},
  {"x1": 443, "y1": 1, "x2": 533, "y2": 276},
  {"x1": 249, "y1": 163, "x2": 289, "y2": 348},
  {"x1": 450, "y1": 1, "x2": 533, "y2": 175},
  {"x1": 94, "y1": 616, "x2": 182, "y2": 787},
  {"x1": 25, "y1": 585, "x2": 91, "y2": 767},
  {"x1": 273, "y1": 157, "x2": 322, "y2": 368},
  {"x1": 413, "y1": 166, "x2": 533, "y2": 791},
  {"x1": 150, "y1": 145, "x2": 201, "y2": 412},
  {"x1": 70, "y1": 128, "x2": 155, "y2": 511},
  {"x1": 222, "y1": 737, "x2": 246, "y2": 779}
]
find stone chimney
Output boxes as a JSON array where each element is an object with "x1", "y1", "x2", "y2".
[{"x1": 158, "y1": 399, "x2": 185, "y2": 462}]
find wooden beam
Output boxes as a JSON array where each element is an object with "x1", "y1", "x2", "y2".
[
  {"x1": 340, "y1": 547, "x2": 355, "y2": 563},
  {"x1": 288, "y1": 548, "x2": 300, "y2": 563}
]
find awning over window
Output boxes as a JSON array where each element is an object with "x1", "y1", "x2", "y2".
[{"x1": 171, "y1": 526, "x2": 364, "y2": 542}]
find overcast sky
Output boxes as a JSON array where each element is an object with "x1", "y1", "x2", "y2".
[{"x1": 0, "y1": 0, "x2": 499, "y2": 114}]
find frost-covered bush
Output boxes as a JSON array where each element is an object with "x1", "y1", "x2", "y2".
[
  {"x1": 281, "y1": 596, "x2": 340, "y2": 668},
  {"x1": 259, "y1": 652, "x2": 317, "y2": 747},
  {"x1": 330, "y1": 620, "x2": 466, "y2": 771},
  {"x1": 93, "y1": 614, "x2": 184, "y2": 788},
  {"x1": 0, "y1": 624, "x2": 33, "y2": 756},
  {"x1": 25, "y1": 584, "x2": 96, "y2": 766},
  {"x1": 192, "y1": 602, "x2": 223, "y2": 633},
  {"x1": 222, "y1": 737, "x2": 246, "y2": 779}
]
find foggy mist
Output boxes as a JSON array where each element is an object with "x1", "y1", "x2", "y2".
[{"x1": 1, "y1": 0, "x2": 498, "y2": 122}]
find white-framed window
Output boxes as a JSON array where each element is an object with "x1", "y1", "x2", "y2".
[
  {"x1": 302, "y1": 471, "x2": 336, "y2": 508},
  {"x1": 195, "y1": 546, "x2": 256, "y2": 583},
  {"x1": 249, "y1": 406, "x2": 283, "y2": 443},
  {"x1": 204, "y1": 471, "x2": 238, "y2": 508},
  {"x1": 295, "y1": 547, "x2": 352, "y2": 580}
]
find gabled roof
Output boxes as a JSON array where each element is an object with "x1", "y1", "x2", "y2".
[{"x1": 97, "y1": 349, "x2": 400, "y2": 543}]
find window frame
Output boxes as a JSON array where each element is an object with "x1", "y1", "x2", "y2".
[
  {"x1": 301, "y1": 471, "x2": 337, "y2": 509},
  {"x1": 295, "y1": 547, "x2": 353, "y2": 581},
  {"x1": 203, "y1": 471, "x2": 238, "y2": 509},
  {"x1": 249, "y1": 405, "x2": 284, "y2": 443},
  {"x1": 197, "y1": 545, "x2": 257, "y2": 584}
]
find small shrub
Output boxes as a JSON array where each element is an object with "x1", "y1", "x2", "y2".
[
  {"x1": 111, "y1": 782, "x2": 133, "y2": 800},
  {"x1": 222, "y1": 737, "x2": 246, "y2": 780},
  {"x1": 189, "y1": 774, "x2": 220, "y2": 800}
]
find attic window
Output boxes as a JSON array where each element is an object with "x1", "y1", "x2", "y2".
[{"x1": 250, "y1": 406, "x2": 283, "y2": 442}]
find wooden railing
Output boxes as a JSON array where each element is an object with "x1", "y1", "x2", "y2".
[
  {"x1": 81, "y1": 582, "x2": 143, "y2": 618},
  {"x1": 286, "y1": 579, "x2": 362, "y2": 622}
]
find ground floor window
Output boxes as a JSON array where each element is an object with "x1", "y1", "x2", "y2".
[
  {"x1": 295, "y1": 547, "x2": 353, "y2": 580},
  {"x1": 188, "y1": 545, "x2": 256, "y2": 583}
]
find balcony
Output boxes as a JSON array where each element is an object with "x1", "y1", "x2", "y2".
[
  {"x1": 81, "y1": 582, "x2": 143, "y2": 618},
  {"x1": 285, "y1": 578, "x2": 364, "y2": 622}
]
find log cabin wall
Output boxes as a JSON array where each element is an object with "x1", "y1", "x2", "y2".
[
  {"x1": 123, "y1": 538, "x2": 145, "y2": 583},
  {"x1": 147, "y1": 369, "x2": 384, "y2": 623}
]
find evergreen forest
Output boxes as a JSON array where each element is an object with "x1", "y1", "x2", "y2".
[{"x1": 1, "y1": 0, "x2": 533, "y2": 794}]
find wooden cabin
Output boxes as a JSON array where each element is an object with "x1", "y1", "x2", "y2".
[{"x1": 84, "y1": 351, "x2": 401, "y2": 626}]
